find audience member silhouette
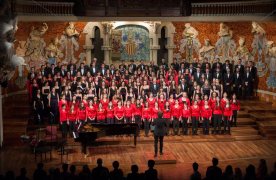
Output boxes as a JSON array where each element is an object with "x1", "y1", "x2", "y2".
[
  {"x1": 144, "y1": 160, "x2": 158, "y2": 180},
  {"x1": 257, "y1": 159, "x2": 269, "y2": 180},
  {"x1": 69, "y1": 165, "x2": 78, "y2": 180},
  {"x1": 15, "y1": 168, "x2": 29, "y2": 180},
  {"x1": 127, "y1": 165, "x2": 141, "y2": 180},
  {"x1": 270, "y1": 162, "x2": 276, "y2": 180},
  {"x1": 60, "y1": 163, "x2": 70, "y2": 180},
  {"x1": 33, "y1": 163, "x2": 47, "y2": 180},
  {"x1": 190, "y1": 162, "x2": 201, "y2": 180},
  {"x1": 244, "y1": 164, "x2": 256, "y2": 180},
  {"x1": 5, "y1": 171, "x2": 15, "y2": 180},
  {"x1": 205, "y1": 158, "x2": 222, "y2": 180},
  {"x1": 79, "y1": 165, "x2": 91, "y2": 180},
  {"x1": 91, "y1": 158, "x2": 109, "y2": 180},
  {"x1": 110, "y1": 161, "x2": 124, "y2": 180},
  {"x1": 222, "y1": 165, "x2": 234, "y2": 180},
  {"x1": 234, "y1": 167, "x2": 243, "y2": 180}
]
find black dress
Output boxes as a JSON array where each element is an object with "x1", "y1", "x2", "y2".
[
  {"x1": 109, "y1": 87, "x2": 116, "y2": 101},
  {"x1": 49, "y1": 93, "x2": 58, "y2": 123}
]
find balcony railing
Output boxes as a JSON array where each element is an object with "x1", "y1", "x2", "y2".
[
  {"x1": 14, "y1": 0, "x2": 74, "y2": 16},
  {"x1": 191, "y1": 0, "x2": 275, "y2": 16}
]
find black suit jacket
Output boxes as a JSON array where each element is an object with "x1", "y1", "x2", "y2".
[
  {"x1": 235, "y1": 64, "x2": 245, "y2": 75},
  {"x1": 128, "y1": 63, "x2": 137, "y2": 71},
  {"x1": 153, "y1": 117, "x2": 167, "y2": 136},
  {"x1": 223, "y1": 73, "x2": 233, "y2": 85},
  {"x1": 178, "y1": 83, "x2": 189, "y2": 93},
  {"x1": 233, "y1": 73, "x2": 242, "y2": 86},
  {"x1": 213, "y1": 72, "x2": 222, "y2": 81},
  {"x1": 150, "y1": 83, "x2": 160, "y2": 95}
]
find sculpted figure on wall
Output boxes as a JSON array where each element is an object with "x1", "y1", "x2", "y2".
[
  {"x1": 60, "y1": 22, "x2": 80, "y2": 64},
  {"x1": 199, "y1": 39, "x2": 215, "y2": 62},
  {"x1": 235, "y1": 37, "x2": 251, "y2": 64},
  {"x1": 251, "y1": 21, "x2": 267, "y2": 77},
  {"x1": 45, "y1": 37, "x2": 62, "y2": 64},
  {"x1": 265, "y1": 41, "x2": 276, "y2": 88},
  {"x1": 179, "y1": 23, "x2": 201, "y2": 63},
  {"x1": 25, "y1": 23, "x2": 48, "y2": 69},
  {"x1": 215, "y1": 23, "x2": 236, "y2": 62}
]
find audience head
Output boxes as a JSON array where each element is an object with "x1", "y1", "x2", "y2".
[
  {"x1": 97, "y1": 158, "x2": 103, "y2": 166},
  {"x1": 148, "y1": 160, "x2": 155, "y2": 168},
  {"x1": 113, "y1": 161, "x2": 120, "y2": 169},
  {"x1": 131, "y1": 165, "x2": 139, "y2": 173},
  {"x1": 62, "y1": 163, "x2": 68, "y2": 172},
  {"x1": 212, "y1": 158, "x2": 219, "y2": 166},
  {"x1": 192, "y1": 162, "x2": 199, "y2": 171}
]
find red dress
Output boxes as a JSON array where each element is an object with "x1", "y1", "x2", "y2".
[
  {"x1": 223, "y1": 106, "x2": 232, "y2": 118},
  {"x1": 86, "y1": 106, "x2": 97, "y2": 119},
  {"x1": 171, "y1": 105, "x2": 181, "y2": 118},
  {"x1": 213, "y1": 105, "x2": 223, "y2": 115},
  {"x1": 163, "y1": 108, "x2": 171, "y2": 119},
  {"x1": 106, "y1": 108, "x2": 114, "y2": 119},
  {"x1": 201, "y1": 106, "x2": 212, "y2": 119},
  {"x1": 114, "y1": 106, "x2": 125, "y2": 119},
  {"x1": 67, "y1": 110, "x2": 77, "y2": 122},
  {"x1": 151, "y1": 107, "x2": 159, "y2": 119},
  {"x1": 147, "y1": 98, "x2": 156, "y2": 108},
  {"x1": 97, "y1": 109, "x2": 106, "y2": 121},
  {"x1": 220, "y1": 98, "x2": 228, "y2": 109},
  {"x1": 142, "y1": 107, "x2": 151, "y2": 120},
  {"x1": 124, "y1": 106, "x2": 133, "y2": 118},
  {"x1": 59, "y1": 109, "x2": 67, "y2": 123},
  {"x1": 158, "y1": 99, "x2": 166, "y2": 111},
  {"x1": 178, "y1": 97, "x2": 190, "y2": 107},
  {"x1": 230, "y1": 100, "x2": 240, "y2": 111},
  {"x1": 77, "y1": 108, "x2": 86, "y2": 121},
  {"x1": 58, "y1": 100, "x2": 67, "y2": 110},
  {"x1": 133, "y1": 106, "x2": 142, "y2": 116},
  {"x1": 100, "y1": 99, "x2": 109, "y2": 110},
  {"x1": 191, "y1": 105, "x2": 200, "y2": 118},
  {"x1": 182, "y1": 108, "x2": 191, "y2": 118}
]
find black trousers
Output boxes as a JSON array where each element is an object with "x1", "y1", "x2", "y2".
[
  {"x1": 61, "y1": 122, "x2": 68, "y2": 138},
  {"x1": 69, "y1": 121, "x2": 75, "y2": 136},
  {"x1": 202, "y1": 118, "x2": 210, "y2": 135},
  {"x1": 224, "y1": 116, "x2": 231, "y2": 134},
  {"x1": 154, "y1": 135, "x2": 164, "y2": 155},
  {"x1": 234, "y1": 85, "x2": 242, "y2": 99},
  {"x1": 213, "y1": 114, "x2": 222, "y2": 134},
  {"x1": 232, "y1": 110, "x2": 238, "y2": 126},
  {"x1": 106, "y1": 117, "x2": 114, "y2": 124},
  {"x1": 165, "y1": 118, "x2": 171, "y2": 135},
  {"x1": 182, "y1": 118, "x2": 188, "y2": 135},
  {"x1": 125, "y1": 117, "x2": 132, "y2": 124},
  {"x1": 115, "y1": 117, "x2": 124, "y2": 124},
  {"x1": 191, "y1": 117, "x2": 199, "y2": 135},
  {"x1": 134, "y1": 115, "x2": 141, "y2": 135},
  {"x1": 172, "y1": 117, "x2": 180, "y2": 135},
  {"x1": 144, "y1": 119, "x2": 150, "y2": 136}
]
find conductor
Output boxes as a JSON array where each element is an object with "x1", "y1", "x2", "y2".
[{"x1": 153, "y1": 111, "x2": 167, "y2": 157}]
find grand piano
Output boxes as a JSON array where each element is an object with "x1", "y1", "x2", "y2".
[{"x1": 74, "y1": 123, "x2": 139, "y2": 154}]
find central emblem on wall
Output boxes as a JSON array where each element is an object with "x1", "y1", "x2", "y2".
[{"x1": 111, "y1": 25, "x2": 150, "y2": 61}]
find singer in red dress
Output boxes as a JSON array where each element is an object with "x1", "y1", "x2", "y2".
[
  {"x1": 213, "y1": 97, "x2": 223, "y2": 134},
  {"x1": 67, "y1": 104, "x2": 77, "y2": 136},
  {"x1": 142, "y1": 102, "x2": 152, "y2": 137},
  {"x1": 124, "y1": 100, "x2": 133, "y2": 123},
  {"x1": 134, "y1": 99, "x2": 142, "y2": 135},
  {"x1": 59, "y1": 104, "x2": 68, "y2": 138},
  {"x1": 97, "y1": 103, "x2": 106, "y2": 123},
  {"x1": 77, "y1": 102, "x2": 87, "y2": 124},
  {"x1": 163, "y1": 101, "x2": 171, "y2": 135},
  {"x1": 230, "y1": 94, "x2": 240, "y2": 127},
  {"x1": 201, "y1": 100, "x2": 212, "y2": 135},
  {"x1": 171, "y1": 100, "x2": 181, "y2": 135},
  {"x1": 86, "y1": 100, "x2": 97, "y2": 123},
  {"x1": 106, "y1": 102, "x2": 114, "y2": 124},
  {"x1": 191, "y1": 100, "x2": 201, "y2": 135},
  {"x1": 223, "y1": 100, "x2": 232, "y2": 134},
  {"x1": 182, "y1": 102, "x2": 191, "y2": 135},
  {"x1": 114, "y1": 101, "x2": 125, "y2": 124}
]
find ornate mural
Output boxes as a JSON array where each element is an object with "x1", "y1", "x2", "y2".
[{"x1": 111, "y1": 25, "x2": 150, "y2": 61}]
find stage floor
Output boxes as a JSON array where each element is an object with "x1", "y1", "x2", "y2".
[{"x1": 1, "y1": 138, "x2": 276, "y2": 180}]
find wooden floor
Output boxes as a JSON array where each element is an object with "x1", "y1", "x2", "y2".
[{"x1": 1, "y1": 93, "x2": 276, "y2": 179}]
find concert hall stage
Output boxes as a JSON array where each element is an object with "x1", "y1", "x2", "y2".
[{"x1": 1, "y1": 93, "x2": 276, "y2": 179}]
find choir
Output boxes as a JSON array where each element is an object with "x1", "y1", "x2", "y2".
[{"x1": 28, "y1": 57, "x2": 254, "y2": 137}]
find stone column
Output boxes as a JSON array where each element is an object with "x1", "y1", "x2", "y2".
[
  {"x1": 150, "y1": 35, "x2": 160, "y2": 64},
  {"x1": 0, "y1": 85, "x2": 3, "y2": 148},
  {"x1": 166, "y1": 37, "x2": 176, "y2": 65},
  {"x1": 102, "y1": 22, "x2": 112, "y2": 64}
]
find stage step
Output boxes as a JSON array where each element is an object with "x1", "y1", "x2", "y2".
[
  {"x1": 234, "y1": 135, "x2": 263, "y2": 141},
  {"x1": 237, "y1": 118, "x2": 256, "y2": 125},
  {"x1": 240, "y1": 100, "x2": 272, "y2": 106},
  {"x1": 251, "y1": 112, "x2": 276, "y2": 121},
  {"x1": 237, "y1": 111, "x2": 250, "y2": 118},
  {"x1": 257, "y1": 121, "x2": 276, "y2": 138}
]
